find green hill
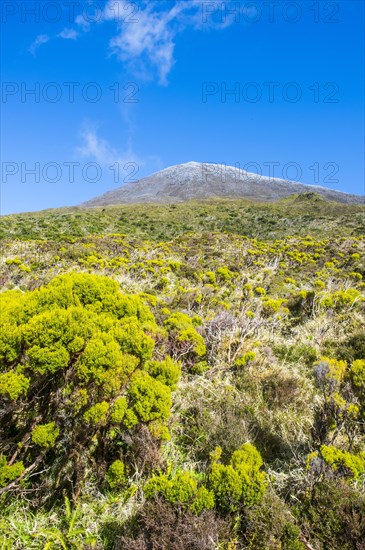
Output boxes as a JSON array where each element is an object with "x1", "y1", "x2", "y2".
[{"x1": 1, "y1": 194, "x2": 364, "y2": 242}]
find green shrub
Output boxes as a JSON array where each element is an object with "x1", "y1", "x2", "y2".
[
  {"x1": 235, "y1": 351, "x2": 256, "y2": 368},
  {"x1": 208, "y1": 444, "x2": 267, "y2": 511},
  {"x1": 320, "y1": 288, "x2": 364, "y2": 310},
  {"x1": 0, "y1": 371, "x2": 30, "y2": 400},
  {"x1": 209, "y1": 463, "x2": 242, "y2": 511},
  {"x1": 243, "y1": 490, "x2": 305, "y2": 550},
  {"x1": 106, "y1": 460, "x2": 126, "y2": 489},
  {"x1": 274, "y1": 343, "x2": 317, "y2": 366},
  {"x1": 339, "y1": 333, "x2": 365, "y2": 362},
  {"x1": 111, "y1": 397, "x2": 128, "y2": 423},
  {"x1": 0, "y1": 273, "x2": 176, "y2": 499},
  {"x1": 144, "y1": 471, "x2": 215, "y2": 515},
  {"x1": 144, "y1": 474, "x2": 171, "y2": 499},
  {"x1": 31, "y1": 422, "x2": 59, "y2": 448},
  {"x1": 190, "y1": 486, "x2": 215, "y2": 515},
  {"x1": 350, "y1": 359, "x2": 365, "y2": 395},
  {"x1": 165, "y1": 472, "x2": 198, "y2": 504},
  {"x1": 146, "y1": 356, "x2": 181, "y2": 390},
  {"x1": 262, "y1": 298, "x2": 288, "y2": 317},
  {"x1": 216, "y1": 266, "x2": 236, "y2": 282},
  {"x1": 307, "y1": 445, "x2": 365, "y2": 479},
  {"x1": 254, "y1": 287, "x2": 266, "y2": 296},
  {"x1": 164, "y1": 312, "x2": 206, "y2": 367},
  {"x1": 83, "y1": 402, "x2": 110, "y2": 425},
  {"x1": 128, "y1": 371, "x2": 172, "y2": 423},
  {"x1": 296, "y1": 471, "x2": 365, "y2": 548},
  {"x1": 0, "y1": 456, "x2": 25, "y2": 488}
]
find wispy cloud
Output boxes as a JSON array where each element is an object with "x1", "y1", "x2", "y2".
[
  {"x1": 75, "y1": 14, "x2": 92, "y2": 32},
  {"x1": 102, "y1": 0, "x2": 214, "y2": 85},
  {"x1": 29, "y1": 34, "x2": 50, "y2": 55},
  {"x1": 77, "y1": 126, "x2": 142, "y2": 169},
  {"x1": 27, "y1": 0, "x2": 234, "y2": 85},
  {"x1": 75, "y1": 123, "x2": 167, "y2": 183},
  {"x1": 58, "y1": 28, "x2": 79, "y2": 40},
  {"x1": 29, "y1": 27, "x2": 79, "y2": 54}
]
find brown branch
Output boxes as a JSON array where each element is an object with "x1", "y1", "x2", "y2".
[{"x1": 8, "y1": 415, "x2": 42, "y2": 466}]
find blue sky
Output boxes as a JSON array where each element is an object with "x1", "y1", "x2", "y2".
[{"x1": 1, "y1": 0, "x2": 364, "y2": 214}]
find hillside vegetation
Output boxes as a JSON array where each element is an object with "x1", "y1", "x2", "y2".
[
  {"x1": 1, "y1": 194, "x2": 364, "y2": 242},
  {"x1": 0, "y1": 196, "x2": 364, "y2": 549}
]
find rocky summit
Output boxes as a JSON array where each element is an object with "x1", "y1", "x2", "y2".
[{"x1": 81, "y1": 161, "x2": 363, "y2": 207}]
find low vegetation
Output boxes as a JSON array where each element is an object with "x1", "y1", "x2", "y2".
[
  {"x1": 0, "y1": 196, "x2": 364, "y2": 548},
  {"x1": 1, "y1": 194, "x2": 364, "y2": 242}
]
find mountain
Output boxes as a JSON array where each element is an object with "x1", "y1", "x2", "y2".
[{"x1": 81, "y1": 161, "x2": 364, "y2": 207}]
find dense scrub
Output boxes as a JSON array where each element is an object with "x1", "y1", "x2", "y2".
[
  {"x1": 0, "y1": 273, "x2": 182, "y2": 502},
  {"x1": 0, "y1": 212, "x2": 364, "y2": 548}
]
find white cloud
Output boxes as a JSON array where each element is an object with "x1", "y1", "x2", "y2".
[
  {"x1": 58, "y1": 28, "x2": 79, "y2": 40},
  {"x1": 102, "y1": 0, "x2": 136, "y2": 22},
  {"x1": 31, "y1": 1, "x2": 236, "y2": 84},
  {"x1": 75, "y1": 125, "x2": 167, "y2": 183},
  {"x1": 29, "y1": 28, "x2": 79, "y2": 54},
  {"x1": 105, "y1": 1, "x2": 204, "y2": 85},
  {"x1": 29, "y1": 34, "x2": 50, "y2": 55},
  {"x1": 75, "y1": 13, "x2": 91, "y2": 32},
  {"x1": 77, "y1": 127, "x2": 142, "y2": 170}
]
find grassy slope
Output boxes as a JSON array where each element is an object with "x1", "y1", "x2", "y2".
[{"x1": 1, "y1": 194, "x2": 364, "y2": 242}]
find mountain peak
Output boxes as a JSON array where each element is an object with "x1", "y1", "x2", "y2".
[{"x1": 81, "y1": 162, "x2": 363, "y2": 207}]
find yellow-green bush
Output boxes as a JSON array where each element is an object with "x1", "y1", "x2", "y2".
[
  {"x1": 0, "y1": 456, "x2": 25, "y2": 488},
  {"x1": 111, "y1": 397, "x2": 128, "y2": 423},
  {"x1": 144, "y1": 470, "x2": 215, "y2": 516},
  {"x1": 164, "y1": 312, "x2": 206, "y2": 368},
  {"x1": 350, "y1": 359, "x2": 365, "y2": 394},
  {"x1": 208, "y1": 444, "x2": 267, "y2": 511},
  {"x1": 128, "y1": 371, "x2": 172, "y2": 423},
  {"x1": 83, "y1": 402, "x2": 110, "y2": 425},
  {"x1": 165, "y1": 472, "x2": 198, "y2": 503},
  {"x1": 106, "y1": 460, "x2": 126, "y2": 489},
  {"x1": 235, "y1": 351, "x2": 256, "y2": 368},
  {"x1": 146, "y1": 356, "x2": 181, "y2": 390},
  {"x1": 307, "y1": 445, "x2": 365, "y2": 480},
  {"x1": 0, "y1": 371, "x2": 30, "y2": 400},
  {"x1": 320, "y1": 288, "x2": 364, "y2": 310},
  {"x1": 190, "y1": 486, "x2": 215, "y2": 515},
  {"x1": 0, "y1": 273, "x2": 179, "y2": 498},
  {"x1": 31, "y1": 422, "x2": 60, "y2": 448}
]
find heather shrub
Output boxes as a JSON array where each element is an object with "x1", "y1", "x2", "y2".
[
  {"x1": 242, "y1": 490, "x2": 305, "y2": 550},
  {"x1": 164, "y1": 312, "x2": 206, "y2": 368},
  {"x1": 0, "y1": 456, "x2": 25, "y2": 488},
  {"x1": 0, "y1": 273, "x2": 179, "y2": 500},
  {"x1": 296, "y1": 478, "x2": 365, "y2": 550},
  {"x1": 307, "y1": 445, "x2": 365, "y2": 480},
  {"x1": 146, "y1": 356, "x2": 181, "y2": 390},
  {"x1": 106, "y1": 460, "x2": 126, "y2": 489},
  {"x1": 112, "y1": 499, "x2": 233, "y2": 550},
  {"x1": 31, "y1": 422, "x2": 60, "y2": 448},
  {"x1": 208, "y1": 444, "x2": 267, "y2": 511}
]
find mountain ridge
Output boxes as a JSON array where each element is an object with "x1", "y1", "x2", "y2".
[{"x1": 81, "y1": 161, "x2": 364, "y2": 207}]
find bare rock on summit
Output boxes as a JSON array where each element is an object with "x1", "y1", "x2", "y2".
[{"x1": 81, "y1": 161, "x2": 364, "y2": 207}]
